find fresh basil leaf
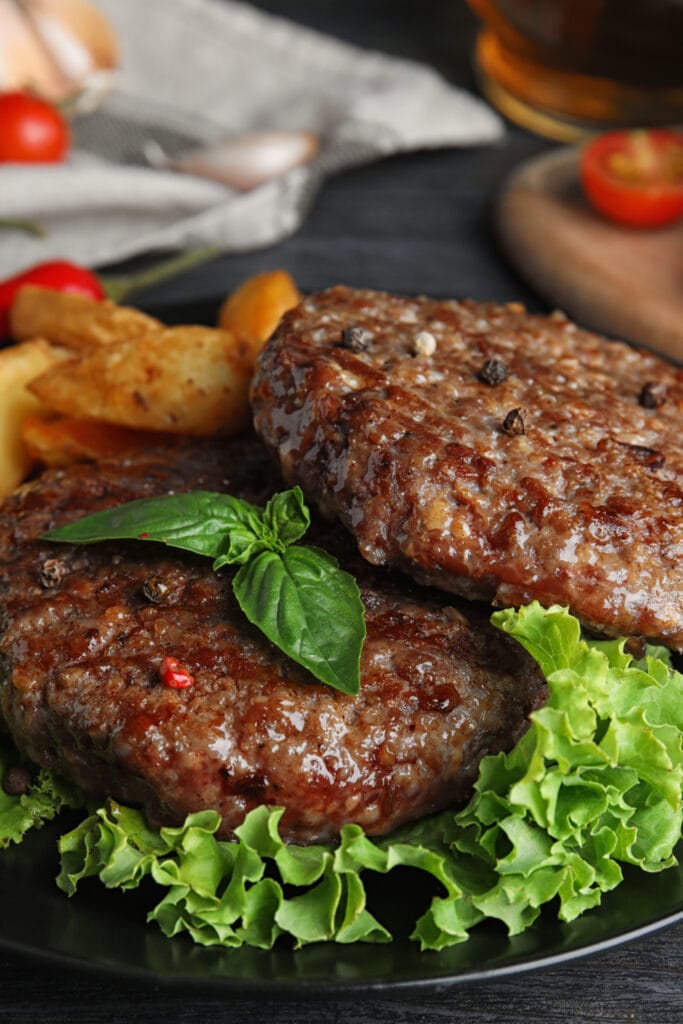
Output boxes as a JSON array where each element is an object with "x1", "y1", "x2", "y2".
[
  {"x1": 233, "y1": 546, "x2": 365, "y2": 695},
  {"x1": 42, "y1": 491, "x2": 265, "y2": 561},
  {"x1": 263, "y1": 487, "x2": 310, "y2": 548},
  {"x1": 43, "y1": 487, "x2": 367, "y2": 694},
  {"x1": 213, "y1": 527, "x2": 270, "y2": 569},
  {"x1": 213, "y1": 487, "x2": 309, "y2": 568}
]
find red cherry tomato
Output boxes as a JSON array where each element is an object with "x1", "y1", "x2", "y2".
[
  {"x1": 0, "y1": 260, "x2": 105, "y2": 337},
  {"x1": 0, "y1": 92, "x2": 70, "y2": 164},
  {"x1": 579, "y1": 128, "x2": 683, "y2": 229}
]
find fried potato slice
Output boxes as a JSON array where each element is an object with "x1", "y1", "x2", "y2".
[
  {"x1": 9, "y1": 285, "x2": 162, "y2": 350},
  {"x1": 28, "y1": 326, "x2": 252, "y2": 436},
  {"x1": 21, "y1": 415, "x2": 172, "y2": 467},
  {"x1": 217, "y1": 270, "x2": 300, "y2": 366},
  {"x1": 0, "y1": 338, "x2": 71, "y2": 497}
]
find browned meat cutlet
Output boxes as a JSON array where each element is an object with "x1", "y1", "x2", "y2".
[
  {"x1": 251, "y1": 286, "x2": 683, "y2": 650},
  {"x1": 0, "y1": 437, "x2": 544, "y2": 844}
]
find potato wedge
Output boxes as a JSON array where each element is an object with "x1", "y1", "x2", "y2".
[
  {"x1": 217, "y1": 270, "x2": 300, "y2": 366},
  {"x1": 21, "y1": 415, "x2": 172, "y2": 467},
  {"x1": 28, "y1": 326, "x2": 252, "y2": 436},
  {"x1": 0, "y1": 338, "x2": 71, "y2": 497},
  {"x1": 9, "y1": 285, "x2": 162, "y2": 350}
]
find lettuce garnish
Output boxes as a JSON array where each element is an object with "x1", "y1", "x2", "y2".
[
  {"x1": 3, "y1": 603, "x2": 683, "y2": 949},
  {"x1": 0, "y1": 743, "x2": 82, "y2": 847}
]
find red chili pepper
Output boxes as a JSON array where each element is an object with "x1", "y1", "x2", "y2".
[
  {"x1": 0, "y1": 260, "x2": 106, "y2": 337},
  {"x1": 159, "y1": 656, "x2": 195, "y2": 689}
]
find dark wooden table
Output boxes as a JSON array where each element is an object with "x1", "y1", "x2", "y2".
[{"x1": 3, "y1": 3, "x2": 683, "y2": 1021}]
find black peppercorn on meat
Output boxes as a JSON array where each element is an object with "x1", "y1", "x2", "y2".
[{"x1": 251, "y1": 286, "x2": 683, "y2": 650}]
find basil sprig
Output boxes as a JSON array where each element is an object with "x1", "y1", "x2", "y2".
[{"x1": 42, "y1": 488, "x2": 366, "y2": 695}]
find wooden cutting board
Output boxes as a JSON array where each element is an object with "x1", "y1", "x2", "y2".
[{"x1": 495, "y1": 146, "x2": 683, "y2": 364}]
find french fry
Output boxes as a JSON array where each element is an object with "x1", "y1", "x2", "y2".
[
  {"x1": 2, "y1": 272, "x2": 303, "y2": 486},
  {"x1": 217, "y1": 270, "x2": 300, "y2": 366},
  {"x1": 0, "y1": 338, "x2": 71, "y2": 497},
  {"x1": 21, "y1": 415, "x2": 172, "y2": 467},
  {"x1": 9, "y1": 285, "x2": 162, "y2": 350},
  {"x1": 28, "y1": 326, "x2": 252, "y2": 436}
]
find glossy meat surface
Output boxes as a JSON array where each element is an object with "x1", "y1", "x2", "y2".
[
  {"x1": 0, "y1": 438, "x2": 544, "y2": 843},
  {"x1": 251, "y1": 287, "x2": 683, "y2": 649}
]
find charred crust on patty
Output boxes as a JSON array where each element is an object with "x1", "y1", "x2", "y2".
[{"x1": 616, "y1": 441, "x2": 665, "y2": 470}]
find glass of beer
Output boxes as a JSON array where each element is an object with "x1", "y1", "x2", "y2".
[{"x1": 465, "y1": 0, "x2": 683, "y2": 140}]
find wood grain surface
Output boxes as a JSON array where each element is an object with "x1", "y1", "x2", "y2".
[
  {"x1": 496, "y1": 147, "x2": 683, "y2": 363},
  {"x1": 1, "y1": 3, "x2": 681, "y2": 1023}
]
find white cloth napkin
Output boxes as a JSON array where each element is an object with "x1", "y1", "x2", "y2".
[{"x1": 0, "y1": 0, "x2": 503, "y2": 278}]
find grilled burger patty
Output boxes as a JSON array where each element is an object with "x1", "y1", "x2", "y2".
[
  {"x1": 0, "y1": 437, "x2": 544, "y2": 844},
  {"x1": 251, "y1": 286, "x2": 683, "y2": 650}
]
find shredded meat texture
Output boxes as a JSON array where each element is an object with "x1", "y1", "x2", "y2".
[
  {"x1": 251, "y1": 286, "x2": 683, "y2": 650},
  {"x1": 0, "y1": 438, "x2": 544, "y2": 844}
]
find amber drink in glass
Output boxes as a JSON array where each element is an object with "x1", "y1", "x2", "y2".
[{"x1": 466, "y1": 0, "x2": 683, "y2": 139}]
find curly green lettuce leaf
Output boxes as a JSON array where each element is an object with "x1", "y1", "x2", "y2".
[
  {"x1": 422, "y1": 602, "x2": 683, "y2": 943},
  {"x1": 57, "y1": 803, "x2": 398, "y2": 948},
  {"x1": 0, "y1": 738, "x2": 83, "y2": 848},
  {"x1": 53, "y1": 603, "x2": 683, "y2": 950}
]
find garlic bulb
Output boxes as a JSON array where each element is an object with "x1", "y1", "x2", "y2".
[
  {"x1": 165, "y1": 131, "x2": 320, "y2": 192},
  {"x1": 0, "y1": 0, "x2": 118, "y2": 110}
]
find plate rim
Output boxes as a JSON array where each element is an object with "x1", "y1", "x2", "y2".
[{"x1": 2, "y1": 901, "x2": 683, "y2": 998}]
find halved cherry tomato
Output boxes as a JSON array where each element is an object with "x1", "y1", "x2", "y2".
[
  {"x1": 0, "y1": 92, "x2": 70, "y2": 164},
  {"x1": 579, "y1": 128, "x2": 683, "y2": 229}
]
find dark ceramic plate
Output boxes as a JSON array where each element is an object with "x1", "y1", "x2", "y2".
[
  {"x1": 1, "y1": 801, "x2": 683, "y2": 997},
  {"x1": 2, "y1": 295, "x2": 682, "y2": 998}
]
